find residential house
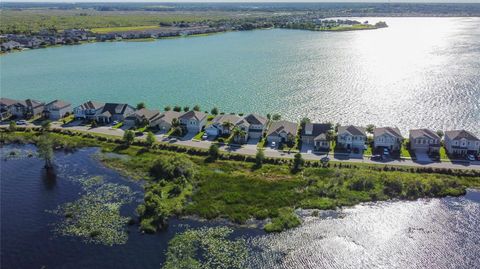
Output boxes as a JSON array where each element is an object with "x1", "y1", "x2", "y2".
[
  {"x1": 179, "y1": 110, "x2": 208, "y2": 133},
  {"x1": 73, "y1": 101, "x2": 105, "y2": 120},
  {"x1": 373, "y1": 127, "x2": 403, "y2": 151},
  {"x1": 124, "y1": 108, "x2": 160, "y2": 127},
  {"x1": 205, "y1": 114, "x2": 242, "y2": 137},
  {"x1": 21, "y1": 99, "x2": 45, "y2": 118},
  {"x1": 444, "y1": 130, "x2": 480, "y2": 156},
  {"x1": 0, "y1": 97, "x2": 21, "y2": 120},
  {"x1": 409, "y1": 129, "x2": 441, "y2": 153},
  {"x1": 267, "y1": 120, "x2": 298, "y2": 144},
  {"x1": 95, "y1": 103, "x2": 135, "y2": 124},
  {"x1": 150, "y1": 111, "x2": 182, "y2": 132},
  {"x1": 301, "y1": 123, "x2": 331, "y2": 152},
  {"x1": 44, "y1": 100, "x2": 71, "y2": 120},
  {"x1": 337, "y1": 125, "x2": 367, "y2": 151},
  {"x1": 234, "y1": 113, "x2": 268, "y2": 143}
]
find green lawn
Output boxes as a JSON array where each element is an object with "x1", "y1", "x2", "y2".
[
  {"x1": 193, "y1": 131, "x2": 205, "y2": 140},
  {"x1": 401, "y1": 140, "x2": 412, "y2": 158},
  {"x1": 112, "y1": 122, "x2": 123, "y2": 129},
  {"x1": 439, "y1": 147, "x2": 450, "y2": 161}
]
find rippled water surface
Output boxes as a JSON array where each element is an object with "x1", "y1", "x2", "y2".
[
  {"x1": 2, "y1": 145, "x2": 480, "y2": 269},
  {"x1": 1, "y1": 17, "x2": 479, "y2": 135}
]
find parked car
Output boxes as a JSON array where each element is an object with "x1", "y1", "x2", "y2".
[
  {"x1": 321, "y1": 156, "x2": 330, "y2": 163},
  {"x1": 16, "y1": 120, "x2": 27, "y2": 125},
  {"x1": 271, "y1": 141, "x2": 276, "y2": 148},
  {"x1": 383, "y1": 148, "x2": 390, "y2": 155},
  {"x1": 467, "y1": 154, "x2": 476, "y2": 161},
  {"x1": 371, "y1": 155, "x2": 382, "y2": 161},
  {"x1": 202, "y1": 134, "x2": 208, "y2": 140},
  {"x1": 112, "y1": 121, "x2": 119, "y2": 125}
]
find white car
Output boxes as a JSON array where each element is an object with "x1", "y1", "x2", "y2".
[
  {"x1": 467, "y1": 155, "x2": 475, "y2": 161},
  {"x1": 16, "y1": 120, "x2": 27, "y2": 125},
  {"x1": 202, "y1": 134, "x2": 208, "y2": 140},
  {"x1": 271, "y1": 141, "x2": 276, "y2": 148}
]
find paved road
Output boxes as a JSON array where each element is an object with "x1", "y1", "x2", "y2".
[{"x1": 5, "y1": 122, "x2": 480, "y2": 170}]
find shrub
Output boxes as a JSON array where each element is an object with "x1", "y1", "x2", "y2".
[{"x1": 149, "y1": 156, "x2": 196, "y2": 181}]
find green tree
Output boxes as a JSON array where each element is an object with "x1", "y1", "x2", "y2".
[
  {"x1": 292, "y1": 153, "x2": 304, "y2": 173},
  {"x1": 41, "y1": 120, "x2": 51, "y2": 131},
  {"x1": 173, "y1": 106, "x2": 182, "y2": 112},
  {"x1": 123, "y1": 130, "x2": 135, "y2": 145},
  {"x1": 149, "y1": 156, "x2": 195, "y2": 181},
  {"x1": 91, "y1": 120, "x2": 98, "y2": 128},
  {"x1": 255, "y1": 148, "x2": 265, "y2": 168},
  {"x1": 37, "y1": 134, "x2": 54, "y2": 169},
  {"x1": 326, "y1": 130, "x2": 336, "y2": 141},
  {"x1": 208, "y1": 144, "x2": 220, "y2": 161},
  {"x1": 193, "y1": 105, "x2": 201, "y2": 112},
  {"x1": 366, "y1": 124, "x2": 375, "y2": 134},
  {"x1": 164, "y1": 106, "x2": 171, "y2": 111},
  {"x1": 300, "y1": 117, "x2": 310, "y2": 128},
  {"x1": 211, "y1": 107, "x2": 219, "y2": 115},
  {"x1": 8, "y1": 121, "x2": 16, "y2": 132},
  {"x1": 183, "y1": 106, "x2": 190, "y2": 112},
  {"x1": 272, "y1": 114, "x2": 281, "y2": 121},
  {"x1": 136, "y1": 102, "x2": 146, "y2": 110},
  {"x1": 146, "y1": 131, "x2": 156, "y2": 148},
  {"x1": 171, "y1": 118, "x2": 180, "y2": 128},
  {"x1": 436, "y1": 130, "x2": 444, "y2": 139},
  {"x1": 266, "y1": 114, "x2": 271, "y2": 120}
]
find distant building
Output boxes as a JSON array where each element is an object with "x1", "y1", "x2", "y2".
[
  {"x1": 95, "y1": 103, "x2": 135, "y2": 123},
  {"x1": 150, "y1": 111, "x2": 182, "y2": 132},
  {"x1": 179, "y1": 110, "x2": 208, "y2": 133},
  {"x1": 205, "y1": 114, "x2": 242, "y2": 137}
]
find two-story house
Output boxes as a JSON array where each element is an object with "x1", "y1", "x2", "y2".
[
  {"x1": 73, "y1": 101, "x2": 105, "y2": 120},
  {"x1": 234, "y1": 114, "x2": 268, "y2": 142},
  {"x1": 179, "y1": 110, "x2": 208, "y2": 133},
  {"x1": 301, "y1": 123, "x2": 331, "y2": 152},
  {"x1": 267, "y1": 120, "x2": 298, "y2": 145},
  {"x1": 205, "y1": 114, "x2": 242, "y2": 137},
  {"x1": 373, "y1": 127, "x2": 403, "y2": 151},
  {"x1": 44, "y1": 100, "x2": 71, "y2": 120},
  {"x1": 409, "y1": 129, "x2": 441, "y2": 154},
  {"x1": 124, "y1": 108, "x2": 160, "y2": 127},
  {"x1": 150, "y1": 111, "x2": 182, "y2": 132},
  {"x1": 444, "y1": 130, "x2": 480, "y2": 156},
  {"x1": 337, "y1": 125, "x2": 367, "y2": 151},
  {"x1": 95, "y1": 103, "x2": 135, "y2": 124},
  {"x1": 0, "y1": 97, "x2": 21, "y2": 120}
]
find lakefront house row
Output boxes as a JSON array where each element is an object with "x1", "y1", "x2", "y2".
[{"x1": 2, "y1": 97, "x2": 480, "y2": 157}]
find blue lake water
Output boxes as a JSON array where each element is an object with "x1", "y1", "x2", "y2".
[
  {"x1": 1, "y1": 17, "x2": 479, "y2": 135},
  {"x1": 1, "y1": 145, "x2": 479, "y2": 268}
]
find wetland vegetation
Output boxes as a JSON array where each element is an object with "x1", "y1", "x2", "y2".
[{"x1": 2, "y1": 128, "x2": 479, "y2": 234}]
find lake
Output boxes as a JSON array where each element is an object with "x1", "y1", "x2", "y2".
[
  {"x1": 1, "y1": 146, "x2": 479, "y2": 268},
  {"x1": 1, "y1": 17, "x2": 479, "y2": 135}
]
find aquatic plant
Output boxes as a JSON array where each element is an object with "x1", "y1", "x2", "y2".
[
  {"x1": 162, "y1": 227, "x2": 248, "y2": 269},
  {"x1": 50, "y1": 177, "x2": 134, "y2": 246}
]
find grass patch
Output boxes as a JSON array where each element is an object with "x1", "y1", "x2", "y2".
[
  {"x1": 193, "y1": 131, "x2": 205, "y2": 140},
  {"x1": 112, "y1": 122, "x2": 123, "y2": 129}
]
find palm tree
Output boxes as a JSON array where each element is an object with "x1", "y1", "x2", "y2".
[
  {"x1": 232, "y1": 127, "x2": 247, "y2": 144},
  {"x1": 221, "y1": 121, "x2": 234, "y2": 134}
]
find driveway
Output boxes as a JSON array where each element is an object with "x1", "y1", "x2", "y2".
[{"x1": 415, "y1": 151, "x2": 432, "y2": 163}]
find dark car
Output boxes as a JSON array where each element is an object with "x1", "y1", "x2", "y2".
[{"x1": 371, "y1": 155, "x2": 382, "y2": 161}]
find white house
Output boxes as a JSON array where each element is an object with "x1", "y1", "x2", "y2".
[
  {"x1": 179, "y1": 110, "x2": 208, "y2": 133},
  {"x1": 0, "y1": 97, "x2": 21, "y2": 120},
  {"x1": 73, "y1": 101, "x2": 105, "y2": 120},
  {"x1": 409, "y1": 129, "x2": 441, "y2": 153},
  {"x1": 444, "y1": 130, "x2": 480, "y2": 156},
  {"x1": 44, "y1": 100, "x2": 71, "y2": 120},
  {"x1": 205, "y1": 114, "x2": 242, "y2": 137},
  {"x1": 234, "y1": 113, "x2": 268, "y2": 142},
  {"x1": 337, "y1": 125, "x2": 367, "y2": 151},
  {"x1": 373, "y1": 127, "x2": 403, "y2": 151}
]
